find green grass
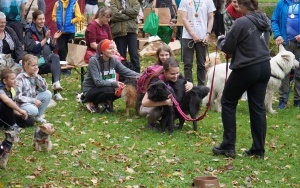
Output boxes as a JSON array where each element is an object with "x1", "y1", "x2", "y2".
[{"x1": 1, "y1": 54, "x2": 299, "y2": 187}]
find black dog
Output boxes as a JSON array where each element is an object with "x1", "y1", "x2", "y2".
[
  {"x1": 170, "y1": 78, "x2": 210, "y2": 131},
  {"x1": 147, "y1": 81, "x2": 174, "y2": 133}
]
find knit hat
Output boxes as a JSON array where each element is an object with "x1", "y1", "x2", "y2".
[{"x1": 100, "y1": 39, "x2": 114, "y2": 53}]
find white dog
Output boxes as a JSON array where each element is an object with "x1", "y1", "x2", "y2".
[{"x1": 203, "y1": 45, "x2": 299, "y2": 114}]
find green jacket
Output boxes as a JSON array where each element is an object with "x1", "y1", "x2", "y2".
[{"x1": 110, "y1": 0, "x2": 140, "y2": 38}]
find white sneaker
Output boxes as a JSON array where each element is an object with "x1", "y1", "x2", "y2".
[
  {"x1": 47, "y1": 99, "x2": 57, "y2": 108},
  {"x1": 35, "y1": 116, "x2": 47, "y2": 123},
  {"x1": 52, "y1": 81, "x2": 63, "y2": 91},
  {"x1": 53, "y1": 93, "x2": 65, "y2": 101}
]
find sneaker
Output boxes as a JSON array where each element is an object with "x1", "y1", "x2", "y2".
[
  {"x1": 53, "y1": 93, "x2": 65, "y2": 101},
  {"x1": 34, "y1": 116, "x2": 47, "y2": 123},
  {"x1": 212, "y1": 145, "x2": 236, "y2": 158},
  {"x1": 277, "y1": 98, "x2": 287, "y2": 109},
  {"x1": 294, "y1": 100, "x2": 300, "y2": 107},
  {"x1": 52, "y1": 81, "x2": 63, "y2": 91},
  {"x1": 47, "y1": 99, "x2": 57, "y2": 108}
]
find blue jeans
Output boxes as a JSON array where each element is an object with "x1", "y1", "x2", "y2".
[
  {"x1": 114, "y1": 33, "x2": 140, "y2": 73},
  {"x1": 20, "y1": 90, "x2": 52, "y2": 118}
]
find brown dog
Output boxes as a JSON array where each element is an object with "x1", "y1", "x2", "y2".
[
  {"x1": 121, "y1": 82, "x2": 138, "y2": 117},
  {"x1": 33, "y1": 123, "x2": 55, "y2": 152}
]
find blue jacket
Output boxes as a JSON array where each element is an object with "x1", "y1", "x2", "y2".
[
  {"x1": 271, "y1": 0, "x2": 300, "y2": 45},
  {"x1": 56, "y1": 0, "x2": 76, "y2": 33},
  {"x1": 24, "y1": 23, "x2": 55, "y2": 60}
]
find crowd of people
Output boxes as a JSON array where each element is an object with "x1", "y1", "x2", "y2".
[{"x1": 0, "y1": 0, "x2": 299, "y2": 161}]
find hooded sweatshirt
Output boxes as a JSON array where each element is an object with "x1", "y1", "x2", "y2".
[
  {"x1": 217, "y1": 12, "x2": 271, "y2": 70},
  {"x1": 82, "y1": 44, "x2": 139, "y2": 93}
]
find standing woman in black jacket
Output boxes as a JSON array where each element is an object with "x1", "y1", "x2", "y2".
[{"x1": 212, "y1": 0, "x2": 271, "y2": 159}]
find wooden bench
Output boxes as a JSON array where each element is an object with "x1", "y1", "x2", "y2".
[{"x1": 61, "y1": 63, "x2": 88, "y2": 86}]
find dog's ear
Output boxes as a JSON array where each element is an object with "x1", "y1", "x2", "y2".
[
  {"x1": 39, "y1": 124, "x2": 47, "y2": 131},
  {"x1": 278, "y1": 44, "x2": 286, "y2": 52}
]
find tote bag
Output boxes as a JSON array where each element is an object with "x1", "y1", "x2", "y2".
[
  {"x1": 66, "y1": 40, "x2": 87, "y2": 66},
  {"x1": 143, "y1": 11, "x2": 159, "y2": 36}
]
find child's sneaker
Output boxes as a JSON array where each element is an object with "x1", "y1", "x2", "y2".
[
  {"x1": 52, "y1": 81, "x2": 63, "y2": 91},
  {"x1": 47, "y1": 99, "x2": 57, "y2": 108},
  {"x1": 35, "y1": 116, "x2": 47, "y2": 123},
  {"x1": 53, "y1": 93, "x2": 65, "y2": 101}
]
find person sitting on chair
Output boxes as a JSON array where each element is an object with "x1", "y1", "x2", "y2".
[{"x1": 24, "y1": 10, "x2": 64, "y2": 101}]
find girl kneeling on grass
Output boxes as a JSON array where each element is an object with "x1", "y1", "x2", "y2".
[
  {"x1": 82, "y1": 39, "x2": 139, "y2": 113},
  {"x1": 15, "y1": 54, "x2": 52, "y2": 123}
]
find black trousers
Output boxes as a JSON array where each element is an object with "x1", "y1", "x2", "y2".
[
  {"x1": 114, "y1": 33, "x2": 140, "y2": 73},
  {"x1": 0, "y1": 101, "x2": 34, "y2": 129},
  {"x1": 57, "y1": 33, "x2": 75, "y2": 61},
  {"x1": 220, "y1": 61, "x2": 270, "y2": 154},
  {"x1": 85, "y1": 86, "x2": 119, "y2": 105}
]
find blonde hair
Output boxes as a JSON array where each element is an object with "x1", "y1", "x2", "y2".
[{"x1": 22, "y1": 54, "x2": 38, "y2": 70}]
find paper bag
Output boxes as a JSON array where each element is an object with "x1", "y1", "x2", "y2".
[
  {"x1": 143, "y1": 8, "x2": 171, "y2": 24},
  {"x1": 66, "y1": 40, "x2": 87, "y2": 66}
]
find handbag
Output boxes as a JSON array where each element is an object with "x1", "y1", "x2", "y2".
[
  {"x1": 143, "y1": 10, "x2": 159, "y2": 36},
  {"x1": 38, "y1": 56, "x2": 46, "y2": 67},
  {"x1": 66, "y1": 40, "x2": 87, "y2": 66}
]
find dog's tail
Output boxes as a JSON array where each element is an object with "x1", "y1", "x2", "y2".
[{"x1": 122, "y1": 85, "x2": 138, "y2": 107}]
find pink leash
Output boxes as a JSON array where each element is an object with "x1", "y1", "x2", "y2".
[{"x1": 169, "y1": 47, "x2": 219, "y2": 121}]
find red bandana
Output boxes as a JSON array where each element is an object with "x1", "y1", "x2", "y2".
[{"x1": 226, "y1": 4, "x2": 243, "y2": 19}]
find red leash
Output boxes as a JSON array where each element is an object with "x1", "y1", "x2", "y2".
[{"x1": 169, "y1": 47, "x2": 219, "y2": 121}]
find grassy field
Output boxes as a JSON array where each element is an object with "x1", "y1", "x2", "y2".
[{"x1": 0, "y1": 47, "x2": 299, "y2": 187}]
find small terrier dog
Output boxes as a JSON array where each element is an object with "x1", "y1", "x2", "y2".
[
  {"x1": 121, "y1": 80, "x2": 138, "y2": 116},
  {"x1": 33, "y1": 123, "x2": 56, "y2": 152},
  {"x1": 0, "y1": 130, "x2": 20, "y2": 169}
]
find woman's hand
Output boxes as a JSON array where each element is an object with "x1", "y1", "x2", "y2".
[
  {"x1": 45, "y1": 30, "x2": 51, "y2": 39},
  {"x1": 117, "y1": 81, "x2": 125, "y2": 88},
  {"x1": 165, "y1": 98, "x2": 173, "y2": 106},
  {"x1": 276, "y1": 36, "x2": 284, "y2": 45},
  {"x1": 185, "y1": 81, "x2": 193, "y2": 92},
  {"x1": 53, "y1": 30, "x2": 62, "y2": 39}
]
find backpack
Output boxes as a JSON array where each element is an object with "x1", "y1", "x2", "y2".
[{"x1": 137, "y1": 65, "x2": 164, "y2": 94}]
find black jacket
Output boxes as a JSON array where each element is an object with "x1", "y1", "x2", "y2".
[{"x1": 217, "y1": 11, "x2": 271, "y2": 70}]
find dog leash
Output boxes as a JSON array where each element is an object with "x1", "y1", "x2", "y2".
[{"x1": 169, "y1": 46, "x2": 220, "y2": 121}]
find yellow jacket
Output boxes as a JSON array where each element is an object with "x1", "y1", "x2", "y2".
[{"x1": 52, "y1": 0, "x2": 82, "y2": 24}]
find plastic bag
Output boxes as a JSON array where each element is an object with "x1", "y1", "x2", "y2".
[
  {"x1": 157, "y1": 26, "x2": 173, "y2": 44},
  {"x1": 143, "y1": 11, "x2": 159, "y2": 36}
]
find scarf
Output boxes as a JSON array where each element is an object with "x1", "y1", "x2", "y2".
[{"x1": 226, "y1": 4, "x2": 243, "y2": 19}]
